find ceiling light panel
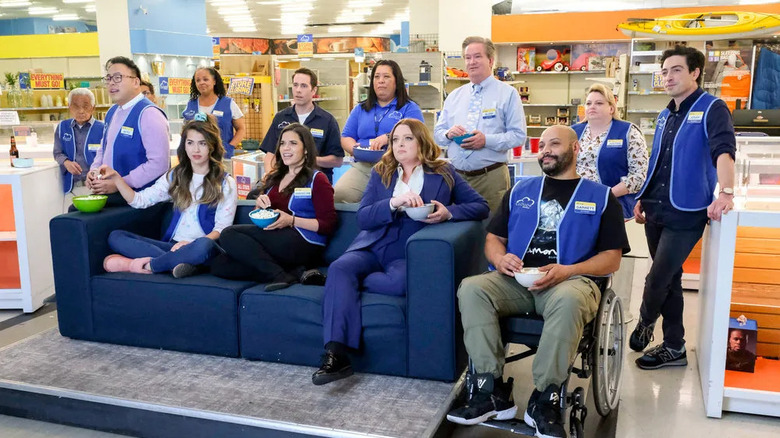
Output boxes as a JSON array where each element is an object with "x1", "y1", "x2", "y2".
[
  {"x1": 53, "y1": 13, "x2": 80, "y2": 21},
  {"x1": 0, "y1": 0, "x2": 32, "y2": 7},
  {"x1": 29, "y1": 6, "x2": 59, "y2": 14}
]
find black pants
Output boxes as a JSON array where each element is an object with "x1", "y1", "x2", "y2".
[
  {"x1": 639, "y1": 216, "x2": 707, "y2": 350},
  {"x1": 210, "y1": 225, "x2": 323, "y2": 283}
]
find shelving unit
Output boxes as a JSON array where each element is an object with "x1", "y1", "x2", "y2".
[
  {"x1": 275, "y1": 57, "x2": 351, "y2": 129},
  {"x1": 381, "y1": 51, "x2": 445, "y2": 132}
]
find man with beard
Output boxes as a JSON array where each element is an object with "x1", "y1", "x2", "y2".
[
  {"x1": 447, "y1": 125, "x2": 629, "y2": 438},
  {"x1": 726, "y1": 329, "x2": 756, "y2": 372}
]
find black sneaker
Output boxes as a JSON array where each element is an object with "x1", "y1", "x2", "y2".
[
  {"x1": 629, "y1": 318, "x2": 656, "y2": 352},
  {"x1": 524, "y1": 384, "x2": 566, "y2": 438},
  {"x1": 636, "y1": 344, "x2": 687, "y2": 370},
  {"x1": 447, "y1": 373, "x2": 516, "y2": 425},
  {"x1": 312, "y1": 351, "x2": 353, "y2": 385},
  {"x1": 172, "y1": 263, "x2": 200, "y2": 279}
]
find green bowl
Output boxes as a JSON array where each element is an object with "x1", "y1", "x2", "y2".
[{"x1": 72, "y1": 195, "x2": 108, "y2": 213}]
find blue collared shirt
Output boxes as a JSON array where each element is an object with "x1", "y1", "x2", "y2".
[
  {"x1": 53, "y1": 117, "x2": 96, "y2": 183},
  {"x1": 642, "y1": 87, "x2": 736, "y2": 226},
  {"x1": 434, "y1": 75, "x2": 527, "y2": 171},
  {"x1": 341, "y1": 97, "x2": 424, "y2": 146}
]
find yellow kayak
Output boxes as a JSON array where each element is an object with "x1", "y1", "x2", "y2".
[{"x1": 618, "y1": 11, "x2": 780, "y2": 40}]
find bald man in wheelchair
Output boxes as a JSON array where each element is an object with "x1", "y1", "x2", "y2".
[{"x1": 447, "y1": 125, "x2": 630, "y2": 438}]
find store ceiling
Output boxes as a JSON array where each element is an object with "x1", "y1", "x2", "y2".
[{"x1": 0, "y1": 0, "x2": 778, "y2": 37}]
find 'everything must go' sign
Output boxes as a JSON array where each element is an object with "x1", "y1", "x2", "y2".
[{"x1": 30, "y1": 73, "x2": 64, "y2": 89}]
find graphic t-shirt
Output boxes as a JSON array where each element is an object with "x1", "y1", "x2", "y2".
[{"x1": 488, "y1": 177, "x2": 629, "y2": 268}]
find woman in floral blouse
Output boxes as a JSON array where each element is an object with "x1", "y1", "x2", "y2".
[{"x1": 572, "y1": 84, "x2": 648, "y2": 219}]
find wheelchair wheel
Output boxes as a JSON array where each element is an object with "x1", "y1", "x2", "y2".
[{"x1": 592, "y1": 288, "x2": 624, "y2": 417}]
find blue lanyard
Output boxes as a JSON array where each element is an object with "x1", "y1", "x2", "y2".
[{"x1": 373, "y1": 104, "x2": 394, "y2": 137}]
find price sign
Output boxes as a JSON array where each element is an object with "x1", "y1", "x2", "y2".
[
  {"x1": 228, "y1": 77, "x2": 255, "y2": 96},
  {"x1": 298, "y1": 34, "x2": 313, "y2": 58},
  {"x1": 168, "y1": 78, "x2": 191, "y2": 95},
  {"x1": 30, "y1": 73, "x2": 64, "y2": 89}
]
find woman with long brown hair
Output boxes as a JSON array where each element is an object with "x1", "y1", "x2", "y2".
[
  {"x1": 312, "y1": 118, "x2": 489, "y2": 385},
  {"x1": 100, "y1": 112, "x2": 237, "y2": 277},
  {"x1": 211, "y1": 123, "x2": 337, "y2": 291}
]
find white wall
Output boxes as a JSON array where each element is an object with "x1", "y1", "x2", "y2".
[
  {"x1": 438, "y1": 0, "x2": 492, "y2": 53},
  {"x1": 96, "y1": 0, "x2": 131, "y2": 68},
  {"x1": 410, "y1": 0, "x2": 438, "y2": 36}
]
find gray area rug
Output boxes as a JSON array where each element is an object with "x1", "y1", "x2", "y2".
[{"x1": 0, "y1": 329, "x2": 455, "y2": 437}]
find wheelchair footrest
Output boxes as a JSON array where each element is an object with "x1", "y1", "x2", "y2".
[{"x1": 481, "y1": 418, "x2": 536, "y2": 435}]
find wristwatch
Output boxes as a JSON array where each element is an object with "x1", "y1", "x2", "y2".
[{"x1": 720, "y1": 187, "x2": 735, "y2": 196}]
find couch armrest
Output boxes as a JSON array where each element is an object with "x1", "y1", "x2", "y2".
[
  {"x1": 405, "y1": 220, "x2": 486, "y2": 381},
  {"x1": 49, "y1": 203, "x2": 169, "y2": 338}
]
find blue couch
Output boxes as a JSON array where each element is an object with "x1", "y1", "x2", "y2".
[{"x1": 50, "y1": 203, "x2": 486, "y2": 381}]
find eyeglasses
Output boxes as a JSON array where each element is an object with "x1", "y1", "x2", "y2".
[
  {"x1": 141, "y1": 91, "x2": 152, "y2": 96},
  {"x1": 102, "y1": 73, "x2": 137, "y2": 84}
]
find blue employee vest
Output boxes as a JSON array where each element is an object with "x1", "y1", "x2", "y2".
[
  {"x1": 58, "y1": 118, "x2": 105, "y2": 193},
  {"x1": 161, "y1": 172, "x2": 224, "y2": 242},
  {"x1": 636, "y1": 92, "x2": 719, "y2": 211},
  {"x1": 104, "y1": 98, "x2": 167, "y2": 190},
  {"x1": 183, "y1": 97, "x2": 235, "y2": 159},
  {"x1": 572, "y1": 120, "x2": 635, "y2": 218},
  {"x1": 507, "y1": 176, "x2": 609, "y2": 266},
  {"x1": 286, "y1": 170, "x2": 328, "y2": 246}
]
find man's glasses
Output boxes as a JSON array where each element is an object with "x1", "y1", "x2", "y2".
[
  {"x1": 102, "y1": 73, "x2": 137, "y2": 84},
  {"x1": 141, "y1": 91, "x2": 152, "y2": 96}
]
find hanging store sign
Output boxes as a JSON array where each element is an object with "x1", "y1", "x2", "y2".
[
  {"x1": 30, "y1": 73, "x2": 64, "y2": 89},
  {"x1": 297, "y1": 34, "x2": 313, "y2": 58},
  {"x1": 228, "y1": 77, "x2": 255, "y2": 96}
]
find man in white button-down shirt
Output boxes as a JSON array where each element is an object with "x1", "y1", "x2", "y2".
[{"x1": 435, "y1": 36, "x2": 527, "y2": 212}]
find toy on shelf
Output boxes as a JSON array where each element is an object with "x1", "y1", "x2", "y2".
[{"x1": 536, "y1": 48, "x2": 570, "y2": 72}]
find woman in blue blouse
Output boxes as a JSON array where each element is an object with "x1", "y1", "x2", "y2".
[{"x1": 333, "y1": 60, "x2": 424, "y2": 203}]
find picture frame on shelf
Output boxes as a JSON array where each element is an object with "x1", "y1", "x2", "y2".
[
  {"x1": 545, "y1": 116, "x2": 556, "y2": 125},
  {"x1": 528, "y1": 114, "x2": 541, "y2": 125}
]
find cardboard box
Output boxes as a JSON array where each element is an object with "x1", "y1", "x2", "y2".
[{"x1": 726, "y1": 316, "x2": 758, "y2": 373}]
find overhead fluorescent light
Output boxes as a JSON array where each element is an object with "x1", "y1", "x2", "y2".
[
  {"x1": 0, "y1": 1, "x2": 32, "y2": 7},
  {"x1": 231, "y1": 26, "x2": 257, "y2": 32},
  {"x1": 28, "y1": 6, "x2": 59, "y2": 14},
  {"x1": 53, "y1": 13, "x2": 80, "y2": 21},
  {"x1": 62, "y1": 0, "x2": 94, "y2": 4},
  {"x1": 85, "y1": 5, "x2": 95, "y2": 12},
  {"x1": 348, "y1": 0, "x2": 382, "y2": 7},
  {"x1": 209, "y1": 0, "x2": 246, "y2": 6},
  {"x1": 328, "y1": 26, "x2": 352, "y2": 33},
  {"x1": 257, "y1": 1, "x2": 284, "y2": 4},
  {"x1": 281, "y1": 4, "x2": 314, "y2": 12}
]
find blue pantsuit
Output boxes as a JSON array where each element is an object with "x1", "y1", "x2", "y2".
[{"x1": 323, "y1": 166, "x2": 489, "y2": 349}]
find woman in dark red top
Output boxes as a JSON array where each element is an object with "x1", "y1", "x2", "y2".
[{"x1": 211, "y1": 123, "x2": 336, "y2": 291}]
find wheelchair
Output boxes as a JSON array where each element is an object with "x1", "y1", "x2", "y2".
[{"x1": 469, "y1": 277, "x2": 625, "y2": 438}]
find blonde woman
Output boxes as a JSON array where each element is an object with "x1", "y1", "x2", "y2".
[
  {"x1": 313, "y1": 118, "x2": 489, "y2": 385},
  {"x1": 100, "y1": 113, "x2": 237, "y2": 278},
  {"x1": 573, "y1": 83, "x2": 648, "y2": 219}
]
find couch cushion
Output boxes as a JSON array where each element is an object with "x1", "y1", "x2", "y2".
[
  {"x1": 90, "y1": 273, "x2": 255, "y2": 357},
  {"x1": 239, "y1": 284, "x2": 408, "y2": 376}
]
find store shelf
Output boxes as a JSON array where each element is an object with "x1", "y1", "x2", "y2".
[
  {"x1": 276, "y1": 97, "x2": 341, "y2": 103},
  {"x1": 0, "y1": 231, "x2": 16, "y2": 241},
  {"x1": 632, "y1": 50, "x2": 663, "y2": 56},
  {"x1": 523, "y1": 103, "x2": 574, "y2": 107},
  {"x1": 628, "y1": 91, "x2": 666, "y2": 95},
  {"x1": 445, "y1": 77, "x2": 470, "y2": 81},
  {"x1": 629, "y1": 71, "x2": 655, "y2": 75},
  {"x1": 627, "y1": 109, "x2": 660, "y2": 114},
  {"x1": 515, "y1": 70, "x2": 593, "y2": 75},
  {"x1": 2, "y1": 105, "x2": 111, "y2": 111}
]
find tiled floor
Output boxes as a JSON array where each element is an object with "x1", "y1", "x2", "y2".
[{"x1": 1, "y1": 258, "x2": 779, "y2": 437}]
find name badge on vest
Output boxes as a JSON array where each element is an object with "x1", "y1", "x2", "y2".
[
  {"x1": 482, "y1": 108, "x2": 497, "y2": 119},
  {"x1": 213, "y1": 110, "x2": 224, "y2": 117},
  {"x1": 574, "y1": 201, "x2": 596, "y2": 215},
  {"x1": 120, "y1": 126, "x2": 134, "y2": 138},
  {"x1": 310, "y1": 128, "x2": 324, "y2": 138},
  {"x1": 88, "y1": 143, "x2": 101, "y2": 152},
  {"x1": 606, "y1": 139, "x2": 623, "y2": 148},
  {"x1": 294, "y1": 187, "x2": 312, "y2": 199},
  {"x1": 687, "y1": 111, "x2": 704, "y2": 123}
]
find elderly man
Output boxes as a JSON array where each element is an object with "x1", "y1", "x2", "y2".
[
  {"x1": 52, "y1": 88, "x2": 105, "y2": 212},
  {"x1": 88, "y1": 56, "x2": 169, "y2": 201},
  {"x1": 434, "y1": 36, "x2": 527, "y2": 212},
  {"x1": 447, "y1": 125, "x2": 628, "y2": 438}
]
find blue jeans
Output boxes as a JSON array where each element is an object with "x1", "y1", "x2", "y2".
[
  {"x1": 108, "y1": 230, "x2": 219, "y2": 273},
  {"x1": 639, "y1": 213, "x2": 707, "y2": 350}
]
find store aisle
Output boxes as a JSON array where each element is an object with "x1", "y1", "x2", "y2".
[{"x1": 1, "y1": 262, "x2": 779, "y2": 437}]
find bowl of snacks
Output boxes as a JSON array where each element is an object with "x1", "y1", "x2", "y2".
[
  {"x1": 72, "y1": 194, "x2": 108, "y2": 213},
  {"x1": 249, "y1": 208, "x2": 279, "y2": 228},
  {"x1": 352, "y1": 146, "x2": 386, "y2": 163},
  {"x1": 404, "y1": 203, "x2": 435, "y2": 221},
  {"x1": 514, "y1": 267, "x2": 546, "y2": 288}
]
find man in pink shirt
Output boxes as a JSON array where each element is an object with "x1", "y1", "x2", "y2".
[{"x1": 88, "y1": 56, "x2": 169, "y2": 196}]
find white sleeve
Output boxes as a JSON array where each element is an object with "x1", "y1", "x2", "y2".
[
  {"x1": 129, "y1": 173, "x2": 172, "y2": 209},
  {"x1": 230, "y1": 99, "x2": 244, "y2": 119},
  {"x1": 213, "y1": 175, "x2": 238, "y2": 233}
]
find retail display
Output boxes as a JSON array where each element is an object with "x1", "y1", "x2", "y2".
[{"x1": 618, "y1": 11, "x2": 780, "y2": 40}]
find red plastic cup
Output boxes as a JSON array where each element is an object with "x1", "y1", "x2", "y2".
[
  {"x1": 512, "y1": 146, "x2": 523, "y2": 158},
  {"x1": 530, "y1": 137, "x2": 540, "y2": 154}
]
